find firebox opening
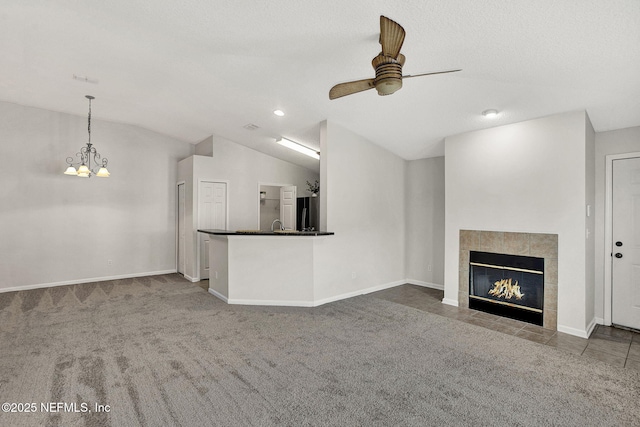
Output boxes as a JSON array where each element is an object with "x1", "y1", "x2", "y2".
[{"x1": 469, "y1": 251, "x2": 544, "y2": 326}]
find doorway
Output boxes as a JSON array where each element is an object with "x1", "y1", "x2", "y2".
[
  {"x1": 198, "y1": 181, "x2": 228, "y2": 280},
  {"x1": 258, "y1": 183, "x2": 296, "y2": 230},
  {"x1": 605, "y1": 153, "x2": 640, "y2": 330},
  {"x1": 177, "y1": 182, "x2": 186, "y2": 276}
]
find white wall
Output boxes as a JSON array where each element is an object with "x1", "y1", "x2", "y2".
[
  {"x1": 0, "y1": 101, "x2": 193, "y2": 291},
  {"x1": 315, "y1": 121, "x2": 406, "y2": 301},
  {"x1": 444, "y1": 111, "x2": 593, "y2": 336},
  {"x1": 405, "y1": 157, "x2": 445, "y2": 287},
  {"x1": 594, "y1": 126, "x2": 640, "y2": 321}
]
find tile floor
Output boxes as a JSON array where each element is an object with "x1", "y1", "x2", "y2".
[
  {"x1": 196, "y1": 279, "x2": 640, "y2": 370},
  {"x1": 371, "y1": 284, "x2": 640, "y2": 371},
  {"x1": 197, "y1": 279, "x2": 209, "y2": 291}
]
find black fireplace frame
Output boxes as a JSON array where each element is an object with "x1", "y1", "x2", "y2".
[{"x1": 469, "y1": 251, "x2": 544, "y2": 326}]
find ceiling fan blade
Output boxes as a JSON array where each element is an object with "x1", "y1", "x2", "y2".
[
  {"x1": 403, "y1": 69, "x2": 462, "y2": 79},
  {"x1": 329, "y1": 79, "x2": 375, "y2": 100},
  {"x1": 379, "y1": 16, "x2": 405, "y2": 59}
]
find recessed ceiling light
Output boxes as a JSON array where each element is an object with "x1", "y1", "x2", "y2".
[
  {"x1": 276, "y1": 138, "x2": 319, "y2": 160},
  {"x1": 482, "y1": 109, "x2": 499, "y2": 118},
  {"x1": 273, "y1": 109, "x2": 285, "y2": 117}
]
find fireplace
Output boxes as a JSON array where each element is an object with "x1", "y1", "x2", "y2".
[{"x1": 469, "y1": 251, "x2": 544, "y2": 326}]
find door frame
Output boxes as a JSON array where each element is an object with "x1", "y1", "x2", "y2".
[
  {"x1": 256, "y1": 182, "x2": 294, "y2": 230},
  {"x1": 196, "y1": 179, "x2": 229, "y2": 282},
  {"x1": 604, "y1": 152, "x2": 640, "y2": 325},
  {"x1": 176, "y1": 180, "x2": 186, "y2": 275}
]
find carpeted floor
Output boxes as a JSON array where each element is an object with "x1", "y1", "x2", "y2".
[{"x1": 0, "y1": 274, "x2": 639, "y2": 426}]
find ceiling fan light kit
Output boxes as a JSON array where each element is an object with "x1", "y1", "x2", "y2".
[
  {"x1": 370, "y1": 53, "x2": 404, "y2": 95},
  {"x1": 329, "y1": 16, "x2": 461, "y2": 100}
]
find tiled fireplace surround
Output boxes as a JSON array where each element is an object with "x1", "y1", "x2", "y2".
[{"x1": 459, "y1": 230, "x2": 558, "y2": 331}]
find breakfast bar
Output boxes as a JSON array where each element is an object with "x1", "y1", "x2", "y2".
[{"x1": 198, "y1": 229, "x2": 334, "y2": 306}]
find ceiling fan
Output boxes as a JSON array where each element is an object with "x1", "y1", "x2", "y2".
[{"x1": 329, "y1": 16, "x2": 461, "y2": 100}]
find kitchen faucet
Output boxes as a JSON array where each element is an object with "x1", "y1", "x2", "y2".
[{"x1": 271, "y1": 219, "x2": 284, "y2": 232}]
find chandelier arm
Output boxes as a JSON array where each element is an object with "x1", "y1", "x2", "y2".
[
  {"x1": 91, "y1": 151, "x2": 103, "y2": 174},
  {"x1": 80, "y1": 146, "x2": 90, "y2": 166},
  {"x1": 69, "y1": 151, "x2": 85, "y2": 166}
]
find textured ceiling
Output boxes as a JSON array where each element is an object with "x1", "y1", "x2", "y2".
[{"x1": 1, "y1": 1, "x2": 639, "y2": 172}]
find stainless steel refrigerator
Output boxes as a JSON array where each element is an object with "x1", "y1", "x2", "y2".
[{"x1": 296, "y1": 196, "x2": 320, "y2": 231}]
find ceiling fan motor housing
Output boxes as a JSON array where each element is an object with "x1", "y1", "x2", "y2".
[
  {"x1": 372, "y1": 54, "x2": 404, "y2": 95},
  {"x1": 329, "y1": 16, "x2": 459, "y2": 100}
]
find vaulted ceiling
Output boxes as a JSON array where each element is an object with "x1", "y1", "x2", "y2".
[{"x1": 1, "y1": 1, "x2": 639, "y2": 172}]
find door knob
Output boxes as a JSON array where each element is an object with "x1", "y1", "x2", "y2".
[
  {"x1": 616, "y1": 241, "x2": 623, "y2": 247},
  {"x1": 615, "y1": 253, "x2": 623, "y2": 258}
]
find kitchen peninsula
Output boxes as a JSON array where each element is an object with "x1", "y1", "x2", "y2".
[{"x1": 198, "y1": 229, "x2": 334, "y2": 306}]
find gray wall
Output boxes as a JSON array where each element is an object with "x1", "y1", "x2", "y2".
[
  {"x1": 584, "y1": 116, "x2": 596, "y2": 324},
  {"x1": 178, "y1": 135, "x2": 319, "y2": 281},
  {"x1": 405, "y1": 157, "x2": 446, "y2": 286},
  {"x1": 315, "y1": 121, "x2": 406, "y2": 301},
  {"x1": 0, "y1": 101, "x2": 193, "y2": 290},
  {"x1": 444, "y1": 111, "x2": 593, "y2": 336},
  {"x1": 259, "y1": 185, "x2": 282, "y2": 231},
  {"x1": 206, "y1": 135, "x2": 319, "y2": 231}
]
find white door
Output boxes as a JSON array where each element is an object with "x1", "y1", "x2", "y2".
[
  {"x1": 612, "y1": 156, "x2": 640, "y2": 330},
  {"x1": 177, "y1": 183, "x2": 186, "y2": 275},
  {"x1": 199, "y1": 182, "x2": 227, "y2": 279},
  {"x1": 280, "y1": 186, "x2": 296, "y2": 230}
]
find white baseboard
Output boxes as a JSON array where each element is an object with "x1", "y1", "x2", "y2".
[
  {"x1": 208, "y1": 288, "x2": 229, "y2": 303},
  {"x1": 313, "y1": 280, "x2": 406, "y2": 307},
  {"x1": 557, "y1": 323, "x2": 591, "y2": 339},
  {"x1": 406, "y1": 279, "x2": 444, "y2": 291},
  {"x1": 184, "y1": 274, "x2": 200, "y2": 283},
  {"x1": 557, "y1": 318, "x2": 597, "y2": 339},
  {"x1": 441, "y1": 298, "x2": 459, "y2": 307},
  {"x1": 0, "y1": 269, "x2": 178, "y2": 293},
  {"x1": 595, "y1": 317, "x2": 604, "y2": 325},
  {"x1": 213, "y1": 279, "x2": 407, "y2": 308},
  {"x1": 227, "y1": 298, "x2": 315, "y2": 307}
]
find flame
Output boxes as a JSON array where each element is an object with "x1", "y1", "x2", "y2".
[{"x1": 488, "y1": 278, "x2": 524, "y2": 300}]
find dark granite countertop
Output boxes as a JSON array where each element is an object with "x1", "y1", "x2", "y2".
[{"x1": 198, "y1": 229, "x2": 334, "y2": 236}]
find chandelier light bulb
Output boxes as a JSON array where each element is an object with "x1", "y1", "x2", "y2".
[{"x1": 96, "y1": 167, "x2": 110, "y2": 178}]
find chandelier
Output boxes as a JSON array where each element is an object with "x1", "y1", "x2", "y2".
[{"x1": 64, "y1": 95, "x2": 110, "y2": 178}]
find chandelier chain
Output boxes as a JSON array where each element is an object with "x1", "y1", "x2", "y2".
[{"x1": 87, "y1": 97, "x2": 91, "y2": 144}]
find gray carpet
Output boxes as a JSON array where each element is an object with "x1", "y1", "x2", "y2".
[{"x1": 0, "y1": 274, "x2": 638, "y2": 426}]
